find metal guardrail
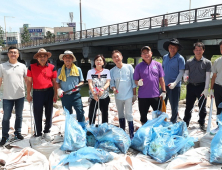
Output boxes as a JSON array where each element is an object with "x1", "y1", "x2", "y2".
[{"x1": 2, "y1": 4, "x2": 222, "y2": 51}]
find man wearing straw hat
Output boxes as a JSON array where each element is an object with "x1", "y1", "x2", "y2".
[
  {"x1": 27, "y1": 48, "x2": 57, "y2": 142},
  {"x1": 162, "y1": 38, "x2": 185, "y2": 123},
  {"x1": 183, "y1": 42, "x2": 211, "y2": 131},
  {"x1": 0, "y1": 46, "x2": 27, "y2": 146},
  {"x1": 56, "y1": 50, "x2": 85, "y2": 128}
]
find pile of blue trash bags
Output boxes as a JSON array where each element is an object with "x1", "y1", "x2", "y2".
[
  {"x1": 131, "y1": 112, "x2": 197, "y2": 163},
  {"x1": 57, "y1": 108, "x2": 197, "y2": 168},
  {"x1": 210, "y1": 103, "x2": 222, "y2": 164},
  {"x1": 56, "y1": 108, "x2": 131, "y2": 168}
]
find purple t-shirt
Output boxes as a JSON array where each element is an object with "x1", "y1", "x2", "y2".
[{"x1": 134, "y1": 60, "x2": 164, "y2": 98}]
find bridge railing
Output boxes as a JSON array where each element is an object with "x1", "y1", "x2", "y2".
[{"x1": 2, "y1": 4, "x2": 222, "y2": 51}]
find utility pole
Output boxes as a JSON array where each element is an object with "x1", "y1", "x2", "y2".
[{"x1": 80, "y1": 0, "x2": 82, "y2": 39}]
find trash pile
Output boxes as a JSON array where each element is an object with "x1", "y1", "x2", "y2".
[{"x1": 0, "y1": 97, "x2": 222, "y2": 169}]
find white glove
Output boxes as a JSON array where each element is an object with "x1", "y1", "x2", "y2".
[
  {"x1": 132, "y1": 95, "x2": 137, "y2": 103},
  {"x1": 138, "y1": 79, "x2": 143, "y2": 86},
  {"x1": 210, "y1": 89, "x2": 214, "y2": 98},
  {"x1": 168, "y1": 82, "x2": 176, "y2": 90},
  {"x1": 201, "y1": 89, "x2": 208, "y2": 98},
  {"x1": 57, "y1": 88, "x2": 64, "y2": 98},
  {"x1": 160, "y1": 92, "x2": 166, "y2": 100},
  {"x1": 183, "y1": 75, "x2": 189, "y2": 83}
]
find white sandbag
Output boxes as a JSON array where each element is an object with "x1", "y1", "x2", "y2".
[
  {"x1": 30, "y1": 136, "x2": 63, "y2": 159},
  {"x1": 200, "y1": 133, "x2": 214, "y2": 147},
  {"x1": 3, "y1": 147, "x2": 49, "y2": 170},
  {"x1": 166, "y1": 147, "x2": 221, "y2": 170}
]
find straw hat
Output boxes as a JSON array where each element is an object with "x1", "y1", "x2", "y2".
[
  {"x1": 33, "y1": 48, "x2": 52, "y2": 59},
  {"x1": 59, "y1": 50, "x2": 76, "y2": 62}
]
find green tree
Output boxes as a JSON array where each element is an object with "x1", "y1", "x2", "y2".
[
  {"x1": 0, "y1": 26, "x2": 4, "y2": 47},
  {"x1": 21, "y1": 25, "x2": 31, "y2": 43},
  {"x1": 44, "y1": 31, "x2": 54, "y2": 39}
]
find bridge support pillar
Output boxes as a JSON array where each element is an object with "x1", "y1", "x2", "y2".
[{"x1": 134, "y1": 57, "x2": 141, "y2": 66}]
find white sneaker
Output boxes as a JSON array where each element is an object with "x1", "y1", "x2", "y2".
[
  {"x1": 43, "y1": 133, "x2": 53, "y2": 142},
  {"x1": 210, "y1": 126, "x2": 219, "y2": 135},
  {"x1": 32, "y1": 136, "x2": 42, "y2": 145}
]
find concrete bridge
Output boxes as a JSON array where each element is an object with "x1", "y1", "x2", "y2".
[{"x1": 1, "y1": 4, "x2": 222, "y2": 69}]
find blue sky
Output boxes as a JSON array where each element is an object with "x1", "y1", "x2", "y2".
[{"x1": 0, "y1": 0, "x2": 221, "y2": 33}]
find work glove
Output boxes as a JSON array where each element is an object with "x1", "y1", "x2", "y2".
[
  {"x1": 57, "y1": 88, "x2": 64, "y2": 98},
  {"x1": 160, "y1": 92, "x2": 166, "y2": 100},
  {"x1": 201, "y1": 89, "x2": 208, "y2": 98},
  {"x1": 132, "y1": 95, "x2": 137, "y2": 103},
  {"x1": 168, "y1": 82, "x2": 176, "y2": 89},
  {"x1": 183, "y1": 75, "x2": 189, "y2": 83},
  {"x1": 138, "y1": 79, "x2": 143, "y2": 86},
  {"x1": 210, "y1": 89, "x2": 214, "y2": 98}
]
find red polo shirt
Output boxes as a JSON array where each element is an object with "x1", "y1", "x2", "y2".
[{"x1": 27, "y1": 63, "x2": 57, "y2": 89}]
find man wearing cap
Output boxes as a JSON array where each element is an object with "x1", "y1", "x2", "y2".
[
  {"x1": 0, "y1": 46, "x2": 27, "y2": 146},
  {"x1": 110, "y1": 50, "x2": 137, "y2": 139},
  {"x1": 27, "y1": 48, "x2": 57, "y2": 142},
  {"x1": 134, "y1": 46, "x2": 166, "y2": 125},
  {"x1": 209, "y1": 41, "x2": 222, "y2": 135},
  {"x1": 183, "y1": 42, "x2": 211, "y2": 131},
  {"x1": 56, "y1": 50, "x2": 85, "y2": 128},
  {"x1": 162, "y1": 38, "x2": 185, "y2": 123}
]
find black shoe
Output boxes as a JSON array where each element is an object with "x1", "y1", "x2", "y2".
[
  {"x1": 15, "y1": 133, "x2": 24, "y2": 140},
  {"x1": 199, "y1": 124, "x2": 206, "y2": 131},
  {"x1": 0, "y1": 137, "x2": 8, "y2": 146}
]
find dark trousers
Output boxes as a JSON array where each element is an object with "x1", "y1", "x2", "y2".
[
  {"x1": 61, "y1": 92, "x2": 85, "y2": 122},
  {"x1": 165, "y1": 86, "x2": 180, "y2": 123},
  {"x1": 2, "y1": 97, "x2": 24, "y2": 138},
  {"x1": 214, "y1": 84, "x2": 222, "y2": 115},
  {"x1": 138, "y1": 97, "x2": 161, "y2": 124},
  {"x1": 183, "y1": 83, "x2": 207, "y2": 126},
  {"x1": 88, "y1": 96, "x2": 110, "y2": 125},
  {"x1": 33, "y1": 88, "x2": 54, "y2": 137}
]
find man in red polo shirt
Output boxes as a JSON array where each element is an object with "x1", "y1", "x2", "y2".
[{"x1": 27, "y1": 48, "x2": 57, "y2": 143}]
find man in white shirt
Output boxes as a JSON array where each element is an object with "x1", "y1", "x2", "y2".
[{"x1": 0, "y1": 46, "x2": 27, "y2": 146}]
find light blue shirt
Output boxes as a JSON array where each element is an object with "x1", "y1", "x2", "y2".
[
  {"x1": 110, "y1": 64, "x2": 137, "y2": 100},
  {"x1": 162, "y1": 53, "x2": 185, "y2": 87},
  {"x1": 56, "y1": 66, "x2": 84, "y2": 94}
]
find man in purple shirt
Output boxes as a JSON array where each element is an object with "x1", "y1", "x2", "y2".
[{"x1": 134, "y1": 46, "x2": 166, "y2": 125}]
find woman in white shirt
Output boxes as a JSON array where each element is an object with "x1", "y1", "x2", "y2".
[{"x1": 87, "y1": 54, "x2": 111, "y2": 125}]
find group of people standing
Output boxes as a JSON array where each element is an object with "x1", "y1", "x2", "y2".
[{"x1": 0, "y1": 38, "x2": 221, "y2": 146}]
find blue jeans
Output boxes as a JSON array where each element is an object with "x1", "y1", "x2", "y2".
[
  {"x1": 2, "y1": 97, "x2": 25, "y2": 138},
  {"x1": 61, "y1": 92, "x2": 85, "y2": 122},
  {"x1": 165, "y1": 86, "x2": 180, "y2": 123}
]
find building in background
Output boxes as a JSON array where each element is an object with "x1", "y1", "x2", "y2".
[
  {"x1": 19, "y1": 24, "x2": 54, "y2": 41},
  {"x1": 0, "y1": 32, "x2": 20, "y2": 45},
  {"x1": 54, "y1": 27, "x2": 73, "y2": 36}
]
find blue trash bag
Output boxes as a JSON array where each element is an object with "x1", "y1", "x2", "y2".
[
  {"x1": 152, "y1": 110, "x2": 163, "y2": 119},
  {"x1": 210, "y1": 113, "x2": 222, "y2": 164},
  {"x1": 95, "y1": 141, "x2": 121, "y2": 153},
  {"x1": 60, "y1": 107, "x2": 86, "y2": 151},
  {"x1": 54, "y1": 147, "x2": 114, "y2": 168},
  {"x1": 149, "y1": 135, "x2": 193, "y2": 163},
  {"x1": 131, "y1": 113, "x2": 169, "y2": 155},
  {"x1": 148, "y1": 121, "x2": 196, "y2": 163},
  {"x1": 87, "y1": 123, "x2": 131, "y2": 154}
]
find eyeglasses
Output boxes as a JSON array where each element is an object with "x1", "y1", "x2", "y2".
[{"x1": 8, "y1": 51, "x2": 18, "y2": 54}]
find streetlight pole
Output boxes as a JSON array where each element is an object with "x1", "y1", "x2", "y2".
[
  {"x1": 189, "y1": 0, "x2": 191, "y2": 23},
  {"x1": 79, "y1": 0, "x2": 82, "y2": 39},
  {"x1": 4, "y1": 16, "x2": 15, "y2": 45}
]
